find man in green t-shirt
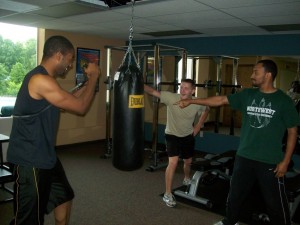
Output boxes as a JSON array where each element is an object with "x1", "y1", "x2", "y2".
[
  {"x1": 176, "y1": 60, "x2": 299, "y2": 225},
  {"x1": 144, "y1": 79, "x2": 209, "y2": 207}
]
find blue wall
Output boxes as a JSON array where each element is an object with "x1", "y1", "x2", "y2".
[
  {"x1": 133, "y1": 34, "x2": 300, "y2": 56},
  {"x1": 144, "y1": 122, "x2": 300, "y2": 169}
]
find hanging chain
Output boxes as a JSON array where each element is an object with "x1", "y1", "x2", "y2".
[
  {"x1": 128, "y1": 0, "x2": 134, "y2": 47},
  {"x1": 121, "y1": 0, "x2": 140, "y2": 70}
]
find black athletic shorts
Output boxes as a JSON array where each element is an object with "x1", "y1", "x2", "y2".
[
  {"x1": 11, "y1": 158, "x2": 74, "y2": 225},
  {"x1": 165, "y1": 133, "x2": 195, "y2": 159}
]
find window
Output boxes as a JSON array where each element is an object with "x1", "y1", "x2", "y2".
[
  {"x1": 177, "y1": 57, "x2": 194, "y2": 94},
  {"x1": 0, "y1": 22, "x2": 37, "y2": 115},
  {"x1": 177, "y1": 57, "x2": 193, "y2": 81}
]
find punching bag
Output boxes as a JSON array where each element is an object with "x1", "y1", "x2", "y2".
[{"x1": 112, "y1": 64, "x2": 144, "y2": 171}]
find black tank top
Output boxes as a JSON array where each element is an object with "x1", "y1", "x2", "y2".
[{"x1": 7, "y1": 65, "x2": 59, "y2": 169}]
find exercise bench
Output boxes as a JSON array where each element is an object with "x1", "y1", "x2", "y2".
[{"x1": 174, "y1": 150, "x2": 236, "y2": 208}]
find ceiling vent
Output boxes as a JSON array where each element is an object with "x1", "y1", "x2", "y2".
[
  {"x1": 102, "y1": 0, "x2": 141, "y2": 7},
  {"x1": 78, "y1": 0, "x2": 142, "y2": 8}
]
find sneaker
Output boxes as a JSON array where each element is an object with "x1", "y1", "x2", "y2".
[
  {"x1": 213, "y1": 222, "x2": 224, "y2": 225},
  {"x1": 213, "y1": 221, "x2": 239, "y2": 225},
  {"x1": 183, "y1": 178, "x2": 191, "y2": 186},
  {"x1": 163, "y1": 193, "x2": 176, "y2": 207}
]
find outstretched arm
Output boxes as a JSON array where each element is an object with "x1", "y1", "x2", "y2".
[
  {"x1": 144, "y1": 84, "x2": 161, "y2": 98},
  {"x1": 176, "y1": 95, "x2": 229, "y2": 108}
]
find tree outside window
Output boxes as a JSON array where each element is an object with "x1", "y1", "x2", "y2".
[{"x1": 0, "y1": 23, "x2": 37, "y2": 113}]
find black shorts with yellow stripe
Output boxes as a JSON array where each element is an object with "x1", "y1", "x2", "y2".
[{"x1": 11, "y1": 158, "x2": 74, "y2": 225}]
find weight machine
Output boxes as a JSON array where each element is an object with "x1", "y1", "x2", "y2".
[{"x1": 103, "y1": 45, "x2": 242, "y2": 172}]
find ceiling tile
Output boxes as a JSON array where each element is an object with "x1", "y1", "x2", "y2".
[
  {"x1": 115, "y1": 0, "x2": 212, "y2": 17},
  {"x1": 1, "y1": 0, "x2": 300, "y2": 40},
  {"x1": 64, "y1": 10, "x2": 129, "y2": 24},
  {"x1": 222, "y1": 2, "x2": 300, "y2": 18},
  {"x1": 151, "y1": 10, "x2": 234, "y2": 24},
  {"x1": 11, "y1": 0, "x2": 69, "y2": 7},
  {"x1": 195, "y1": 0, "x2": 300, "y2": 9},
  {"x1": 31, "y1": 2, "x2": 106, "y2": 18},
  {"x1": 199, "y1": 26, "x2": 269, "y2": 36},
  {"x1": 0, "y1": 0, "x2": 40, "y2": 12},
  {"x1": 247, "y1": 15, "x2": 300, "y2": 26},
  {"x1": 0, "y1": 13, "x2": 54, "y2": 26},
  {"x1": 0, "y1": 8, "x2": 15, "y2": 17}
]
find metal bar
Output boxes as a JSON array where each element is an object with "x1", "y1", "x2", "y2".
[
  {"x1": 214, "y1": 57, "x2": 223, "y2": 133},
  {"x1": 104, "y1": 47, "x2": 112, "y2": 157},
  {"x1": 155, "y1": 43, "x2": 186, "y2": 51},
  {"x1": 182, "y1": 50, "x2": 187, "y2": 80},
  {"x1": 232, "y1": 58, "x2": 238, "y2": 86},
  {"x1": 221, "y1": 84, "x2": 242, "y2": 88},
  {"x1": 151, "y1": 44, "x2": 160, "y2": 168},
  {"x1": 230, "y1": 58, "x2": 239, "y2": 135},
  {"x1": 104, "y1": 43, "x2": 186, "y2": 52},
  {"x1": 220, "y1": 55, "x2": 240, "y2": 60},
  {"x1": 144, "y1": 81, "x2": 241, "y2": 88},
  {"x1": 104, "y1": 44, "x2": 154, "y2": 51}
]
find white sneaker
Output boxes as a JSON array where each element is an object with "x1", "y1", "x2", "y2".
[
  {"x1": 163, "y1": 193, "x2": 176, "y2": 207},
  {"x1": 213, "y1": 221, "x2": 239, "y2": 225},
  {"x1": 213, "y1": 221, "x2": 224, "y2": 225},
  {"x1": 183, "y1": 178, "x2": 191, "y2": 185}
]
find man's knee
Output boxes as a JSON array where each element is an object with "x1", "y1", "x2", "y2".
[
  {"x1": 183, "y1": 158, "x2": 192, "y2": 165},
  {"x1": 168, "y1": 156, "x2": 179, "y2": 168},
  {"x1": 54, "y1": 201, "x2": 72, "y2": 225}
]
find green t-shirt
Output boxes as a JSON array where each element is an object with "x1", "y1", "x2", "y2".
[
  {"x1": 160, "y1": 91, "x2": 207, "y2": 137},
  {"x1": 228, "y1": 88, "x2": 300, "y2": 164}
]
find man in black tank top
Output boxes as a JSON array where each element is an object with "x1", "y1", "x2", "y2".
[{"x1": 7, "y1": 35, "x2": 100, "y2": 225}]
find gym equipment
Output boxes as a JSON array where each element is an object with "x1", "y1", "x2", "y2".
[
  {"x1": 104, "y1": 48, "x2": 241, "y2": 171},
  {"x1": 283, "y1": 171, "x2": 300, "y2": 222},
  {"x1": 174, "y1": 150, "x2": 236, "y2": 208},
  {"x1": 146, "y1": 44, "x2": 187, "y2": 172},
  {"x1": 143, "y1": 56, "x2": 241, "y2": 135},
  {"x1": 112, "y1": 0, "x2": 144, "y2": 171},
  {"x1": 104, "y1": 43, "x2": 188, "y2": 171},
  {"x1": 287, "y1": 59, "x2": 300, "y2": 110},
  {"x1": 112, "y1": 64, "x2": 144, "y2": 170},
  {"x1": 144, "y1": 80, "x2": 241, "y2": 92},
  {"x1": 174, "y1": 150, "x2": 300, "y2": 224}
]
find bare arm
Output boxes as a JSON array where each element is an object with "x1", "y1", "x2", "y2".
[
  {"x1": 144, "y1": 84, "x2": 161, "y2": 98},
  {"x1": 193, "y1": 106, "x2": 210, "y2": 136},
  {"x1": 274, "y1": 126, "x2": 298, "y2": 177},
  {"x1": 29, "y1": 63, "x2": 100, "y2": 115},
  {"x1": 176, "y1": 95, "x2": 229, "y2": 108}
]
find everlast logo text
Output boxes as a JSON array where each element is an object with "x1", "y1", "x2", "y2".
[{"x1": 128, "y1": 95, "x2": 144, "y2": 108}]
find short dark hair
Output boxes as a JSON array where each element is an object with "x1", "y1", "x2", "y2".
[
  {"x1": 43, "y1": 35, "x2": 74, "y2": 59},
  {"x1": 257, "y1": 59, "x2": 278, "y2": 80},
  {"x1": 181, "y1": 78, "x2": 196, "y2": 88}
]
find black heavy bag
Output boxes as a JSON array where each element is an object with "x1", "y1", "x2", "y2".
[{"x1": 112, "y1": 64, "x2": 144, "y2": 171}]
